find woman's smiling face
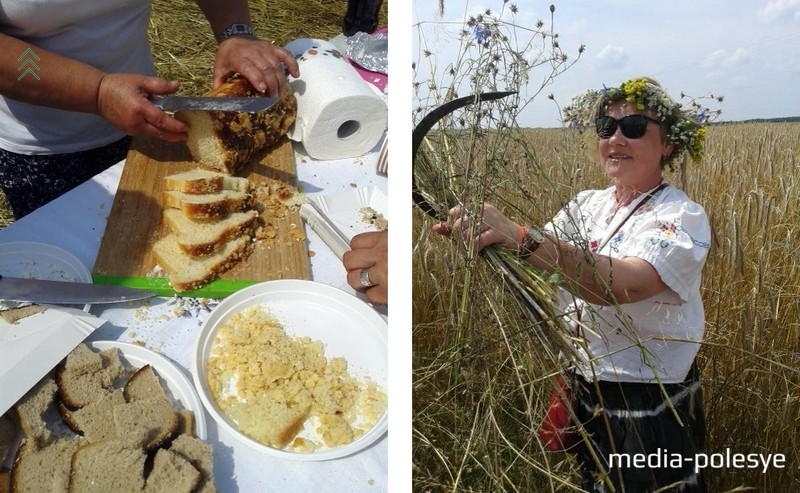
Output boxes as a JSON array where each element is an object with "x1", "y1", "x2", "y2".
[{"x1": 598, "y1": 100, "x2": 674, "y2": 190}]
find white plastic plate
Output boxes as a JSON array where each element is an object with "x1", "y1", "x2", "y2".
[
  {"x1": 307, "y1": 185, "x2": 388, "y2": 239},
  {"x1": 0, "y1": 241, "x2": 92, "y2": 311},
  {"x1": 192, "y1": 279, "x2": 388, "y2": 461},
  {"x1": 91, "y1": 341, "x2": 207, "y2": 440}
]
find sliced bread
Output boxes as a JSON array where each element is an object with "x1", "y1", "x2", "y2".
[
  {"x1": 68, "y1": 439, "x2": 146, "y2": 493},
  {"x1": 175, "y1": 410, "x2": 196, "y2": 438},
  {"x1": 113, "y1": 397, "x2": 179, "y2": 451},
  {"x1": 169, "y1": 434, "x2": 217, "y2": 493},
  {"x1": 123, "y1": 365, "x2": 167, "y2": 403},
  {"x1": 174, "y1": 76, "x2": 297, "y2": 175},
  {"x1": 56, "y1": 345, "x2": 123, "y2": 410},
  {"x1": 163, "y1": 190, "x2": 252, "y2": 219},
  {"x1": 14, "y1": 376, "x2": 56, "y2": 446},
  {"x1": 152, "y1": 234, "x2": 254, "y2": 292},
  {"x1": 10, "y1": 437, "x2": 82, "y2": 493},
  {"x1": 144, "y1": 448, "x2": 201, "y2": 493},
  {"x1": 164, "y1": 208, "x2": 258, "y2": 257},
  {"x1": 61, "y1": 389, "x2": 125, "y2": 442},
  {"x1": 164, "y1": 168, "x2": 252, "y2": 194}
]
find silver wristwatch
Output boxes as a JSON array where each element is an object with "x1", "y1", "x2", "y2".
[{"x1": 217, "y1": 23, "x2": 256, "y2": 42}]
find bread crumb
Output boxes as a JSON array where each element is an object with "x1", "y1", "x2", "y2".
[
  {"x1": 359, "y1": 207, "x2": 388, "y2": 230},
  {"x1": 206, "y1": 305, "x2": 386, "y2": 451}
]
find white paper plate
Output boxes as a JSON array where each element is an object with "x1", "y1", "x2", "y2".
[
  {"x1": 0, "y1": 241, "x2": 92, "y2": 312},
  {"x1": 91, "y1": 341, "x2": 207, "y2": 440},
  {"x1": 0, "y1": 242, "x2": 104, "y2": 416},
  {"x1": 192, "y1": 280, "x2": 388, "y2": 461},
  {"x1": 307, "y1": 185, "x2": 388, "y2": 239}
]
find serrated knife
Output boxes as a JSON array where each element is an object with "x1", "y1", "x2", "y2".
[
  {"x1": 0, "y1": 274, "x2": 155, "y2": 304},
  {"x1": 152, "y1": 95, "x2": 281, "y2": 112}
]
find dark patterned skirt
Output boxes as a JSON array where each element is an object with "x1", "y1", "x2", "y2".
[
  {"x1": 0, "y1": 137, "x2": 131, "y2": 219},
  {"x1": 573, "y1": 365, "x2": 707, "y2": 493}
]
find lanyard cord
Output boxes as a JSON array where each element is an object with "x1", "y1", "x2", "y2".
[{"x1": 598, "y1": 182, "x2": 668, "y2": 251}]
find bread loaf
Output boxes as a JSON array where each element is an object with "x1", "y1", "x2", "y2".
[{"x1": 174, "y1": 76, "x2": 297, "y2": 174}]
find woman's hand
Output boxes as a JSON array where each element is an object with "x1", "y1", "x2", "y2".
[
  {"x1": 432, "y1": 203, "x2": 521, "y2": 253},
  {"x1": 95, "y1": 74, "x2": 188, "y2": 141},
  {"x1": 213, "y1": 37, "x2": 300, "y2": 96},
  {"x1": 343, "y1": 230, "x2": 388, "y2": 305}
]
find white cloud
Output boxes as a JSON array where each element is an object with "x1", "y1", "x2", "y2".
[
  {"x1": 759, "y1": 0, "x2": 800, "y2": 21},
  {"x1": 595, "y1": 45, "x2": 628, "y2": 69},
  {"x1": 703, "y1": 48, "x2": 750, "y2": 68}
]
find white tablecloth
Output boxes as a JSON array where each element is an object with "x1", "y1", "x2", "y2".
[{"x1": 0, "y1": 140, "x2": 388, "y2": 492}]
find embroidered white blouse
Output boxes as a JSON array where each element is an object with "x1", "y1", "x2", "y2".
[{"x1": 544, "y1": 183, "x2": 711, "y2": 384}]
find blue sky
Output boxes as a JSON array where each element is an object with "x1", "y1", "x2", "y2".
[{"x1": 412, "y1": 0, "x2": 800, "y2": 127}]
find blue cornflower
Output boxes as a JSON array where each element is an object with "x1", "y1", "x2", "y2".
[{"x1": 473, "y1": 24, "x2": 490, "y2": 43}]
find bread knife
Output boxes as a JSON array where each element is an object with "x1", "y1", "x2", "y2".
[
  {"x1": 152, "y1": 95, "x2": 281, "y2": 112},
  {"x1": 0, "y1": 274, "x2": 155, "y2": 305}
]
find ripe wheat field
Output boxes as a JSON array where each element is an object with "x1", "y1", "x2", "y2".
[{"x1": 412, "y1": 122, "x2": 800, "y2": 492}]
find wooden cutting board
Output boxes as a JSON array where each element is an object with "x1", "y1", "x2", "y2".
[{"x1": 92, "y1": 135, "x2": 310, "y2": 297}]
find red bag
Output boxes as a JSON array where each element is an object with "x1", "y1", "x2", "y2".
[{"x1": 538, "y1": 374, "x2": 581, "y2": 452}]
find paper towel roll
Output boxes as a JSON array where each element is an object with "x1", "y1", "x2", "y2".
[{"x1": 284, "y1": 38, "x2": 387, "y2": 161}]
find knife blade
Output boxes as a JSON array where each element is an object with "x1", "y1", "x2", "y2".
[
  {"x1": 152, "y1": 95, "x2": 280, "y2": 113},
  {"x1": 0, "y1": 274, "x2": 155, "y2": 305}
]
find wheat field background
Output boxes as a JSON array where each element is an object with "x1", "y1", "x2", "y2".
[{"x1": 412, "y1": 122, "x2": 800, "y2": 491}]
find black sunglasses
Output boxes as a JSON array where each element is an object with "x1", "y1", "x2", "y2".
[{"x1": 595, "y1": 114, "x2": 661, "y2": 139}]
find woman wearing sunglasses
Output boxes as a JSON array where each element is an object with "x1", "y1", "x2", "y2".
[{"x1": 433, "y1": 77, "x2": 711, "y2": 492}]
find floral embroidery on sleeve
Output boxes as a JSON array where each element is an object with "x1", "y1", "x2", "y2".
[{"x1": 648, "y1": 220, "x2": 709, "y2": 249}]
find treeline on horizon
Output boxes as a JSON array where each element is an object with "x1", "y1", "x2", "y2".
[{"x1": 718, "y1": 116, "x2": 800, "y2": 124}]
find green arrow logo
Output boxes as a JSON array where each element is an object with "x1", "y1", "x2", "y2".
[{"x1": 17, "y1": 48, "x2": 41, "y2": 80}]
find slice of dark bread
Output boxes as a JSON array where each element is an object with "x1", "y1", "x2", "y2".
[
  {"x1": 56, "y1": 345, "x2": 123, "y2": 410},
  {"x1": 168, "y1": 434, "x2": 217, "y2": 493},
  {"x1": 113, "y1": 397, "x2": 179, "y2": 452},
  {"x1": 10, "y1": 437, "x2": 82, "y2": 493},
  {"x1": 68, "y1": 439, "x2": 146, "y2": 493},
  {"x1": 144, "y1": 448, "x2": 200, "y2": 493},
  {"x1": 13, "y1": 376, "x2": 57, "y2": 447}
]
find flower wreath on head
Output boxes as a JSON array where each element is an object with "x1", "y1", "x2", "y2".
[{"x1": 562, "y1": 77, "x2": 721, "y2": 169}]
